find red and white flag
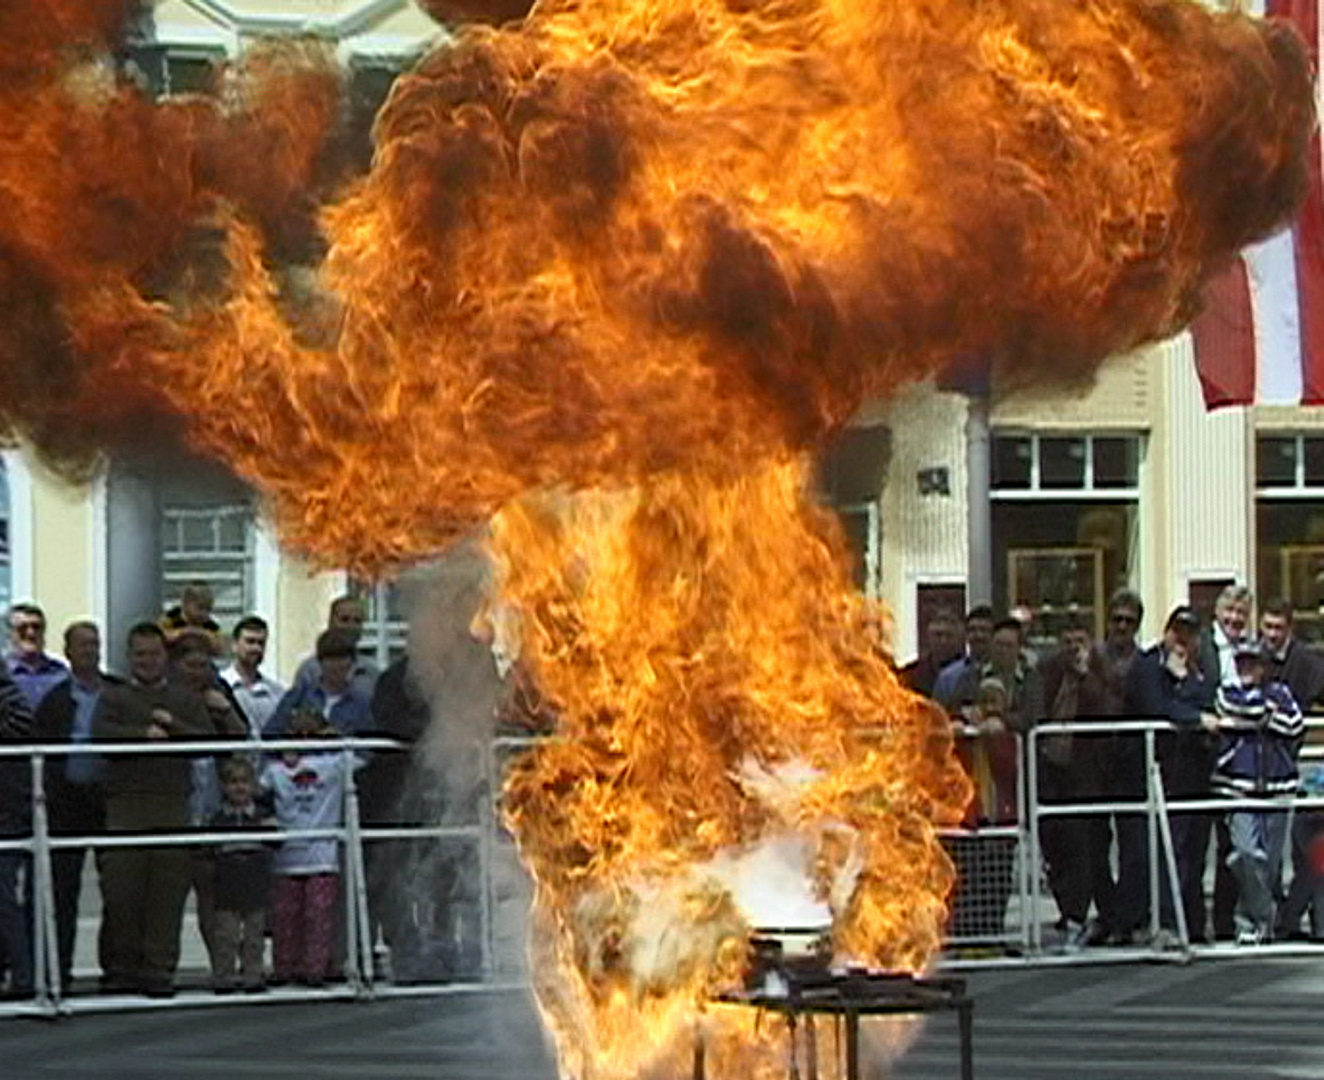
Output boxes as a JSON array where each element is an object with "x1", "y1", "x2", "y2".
[{"x1": 1193, "y1": 0, "x2": 1324, "y2": 408}]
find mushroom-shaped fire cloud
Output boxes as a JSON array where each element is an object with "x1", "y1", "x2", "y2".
[{"x1": 0, "y1": 0, "x2": 1314, "y2": 1077}]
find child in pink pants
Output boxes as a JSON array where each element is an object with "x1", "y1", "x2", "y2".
[{"x1": 262, "y1": 711, "x2": 353, "y2": 986}]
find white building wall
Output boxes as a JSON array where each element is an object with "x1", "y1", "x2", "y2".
[
  {"x1": 878, "y1": 387, "x2": 969, "y2": 663},
  {"x1": 1159, "y1": 331, "x2": 1253, "y2": 612}
]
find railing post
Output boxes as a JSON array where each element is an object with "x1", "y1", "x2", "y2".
[
  {"x1": 30, "y1": 751, "x2": 58, "y2": 1015},
  {"x1": 341, "y1": 747, "x2": 372, "y2": 998},
  {"x1": 1145, "y1": 728, "x2": 1160, "y2": 945},
  {"x1": 1150, "y1": 759, "x2": 1190, "y2": 951},
  {"x1": 479, "y1": 738, "x2": 496, "y2": 982},
  {"x1": 1023, "y1": 729, "x2": 1039, "y2": 956}
]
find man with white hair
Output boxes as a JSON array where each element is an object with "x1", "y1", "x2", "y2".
[
  {"x1": 1200, "y1": 585, "x2": 1254, "y2": 943},
  {"x1": 1199, "y1": 585, "x2": 1253, "y2": 691}
]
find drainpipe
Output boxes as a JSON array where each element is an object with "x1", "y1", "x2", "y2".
[{"x1": 966, "y1": 391, "x2": 993, "y2": 607}]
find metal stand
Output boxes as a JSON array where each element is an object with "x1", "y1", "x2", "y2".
[{"x1": 714, "y1": 972, "x2": 974, "y2": 1080}]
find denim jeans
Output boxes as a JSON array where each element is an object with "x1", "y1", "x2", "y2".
[{"x1": 1226, "y1": 809, "x2": 1289, "y2": 938}]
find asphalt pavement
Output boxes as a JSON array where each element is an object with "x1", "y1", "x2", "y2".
[{"x1": 4, "y1": 957, "x2": 1322, "y2": 1080}]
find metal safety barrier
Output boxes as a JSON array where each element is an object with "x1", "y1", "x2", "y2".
[
  {"x1": 0, "y1": 734, "x2": 513, "y2": 1018},
  {"x1": 6, "y1": 716, "x2": 1321, "y2": 1017},
  {"x1": 1018, "y1": 716, "x2": 1324, "y2": 961}
]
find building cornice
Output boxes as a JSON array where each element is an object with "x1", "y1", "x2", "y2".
[{"x1": 173, "y1": 0, "x2": 412, "y2": 39}]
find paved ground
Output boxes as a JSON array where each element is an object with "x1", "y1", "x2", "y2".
[{"x1": 4, "y1": 957, "x2": 1322, "y2": 1080}]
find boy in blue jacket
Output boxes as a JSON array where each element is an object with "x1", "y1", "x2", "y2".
[{"x1": 1210, "y1": 642, "x2": 1304, "y2": 945}]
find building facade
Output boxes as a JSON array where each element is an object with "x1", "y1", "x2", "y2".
[{"x1": 872, "y1": 331, "x2": 1321, "y2": 663}]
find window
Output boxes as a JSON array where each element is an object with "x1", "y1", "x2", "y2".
[
  {"x1": 1256, "y1": 434, "x2": 1324, "y2": 491},
  {"x1": 160, "y1": 502, "x2": 255, "y2": 630},
  {"x1": 835, "y1": 503, "x2": 882, "y2": 600},
  {"x1": 353, "y1": 579, "x2": 408, "y2": 669},
  {"x1": 1255, "y1": 434, "x2": 1324, "y2": 646},
  {"x1": 1092, "y1": 437, "x2": 1141, "y2": 489},
  {"x1": 123, "y1": 45, "x2": 225, "y2": 99},
  {"x1": 816, "y1": 423, "x2": 889, "y2": 602},
  {"x1": 163, "y1": 53, "x2": 219, "y2": 96},
  {"x1": 992, "y1": 433, "x2": 1143, "y2": 653},
  {"x1": 991, "y1": 433, "x2": 1141, "y2": 496},
  {"x1": 992, "y1": 435, "x2": 1032, "y2": 490}
]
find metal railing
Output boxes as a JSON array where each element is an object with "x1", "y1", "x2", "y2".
[
  {"x1": 0, "y1": 735, "x2": 503, "y2": 1018},
  {"x1": 1018, "y1": 715, "x2": 1324, "y2": 959},
  {"x1": 5, "y1": 717, "x2": 1321, "y2": 1017}
]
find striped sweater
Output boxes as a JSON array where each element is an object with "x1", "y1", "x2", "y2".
[{"x1": 1211, "y1": 681, "x2": 1304, "y2": 798}]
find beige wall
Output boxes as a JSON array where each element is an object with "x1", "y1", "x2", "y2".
[
  {"x1": 152, "y1": 0, "x2": 442, "y2": 56},
  {"x1": 878, "y1": 387, "x2": 968, "y2": 662},
  {"x1": 880, "y1": 333, "x2": 1267, "y2": 655},
  {"x1": 26, "y1": 459, "x2": 96, "y2": 640},
  {"x1": 274, "y1": 555, "x2": 344, "y2": 683},
  {"x1": 992, "y1": 346, "x2": 1153, "y2": 432}
]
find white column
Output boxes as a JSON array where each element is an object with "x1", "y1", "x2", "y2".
[
  {"x1": 254, "y1": 516, "x2": 281, "y2": 668},
  {"x1": 1163, "y1": 333, "x2": 1251, "y2": 607},
  {"x1": 965, "y1": 393, "x2": 993, "y2": 606},
  {"x1": 2, "y1": 449, "x2": 34, "y2": 606}
]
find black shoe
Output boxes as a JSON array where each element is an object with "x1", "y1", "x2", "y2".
[
  {"x1": 141, "y1": 982, "x2": 176, "y2": 1000},
  {"x1": 213, "y1": 982, "x2": 239, "y2": 996},
  {"x1": 243, "y1": 981, "x2": 268, "y2": 995}
]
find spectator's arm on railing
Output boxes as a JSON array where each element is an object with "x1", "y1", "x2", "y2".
[
  {"x1": 1166, "y1": 672, "x2": 1208, "y2": 728},
  {"x1": 1268, "y1": 686, "x2": 1305, "y2": 741}
]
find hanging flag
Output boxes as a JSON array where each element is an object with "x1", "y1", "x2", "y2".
[{"x1": 1193, "y1": 0, "x2": 1324, "y2": 408}]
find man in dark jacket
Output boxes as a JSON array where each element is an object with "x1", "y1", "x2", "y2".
[
  {"x1": 0, "y1": 662, "x2": 34, "y2": 998},
  {"x1": 1259, "y1": 600, "x2": 1324, "y2": 710},
  {"x1": 93, "y1": 622, "x2": 216, "y2": 996},
  {"x1": 360, "y1": 654, "x2": 435, "y2": 981},
  {"x1": 1262, "y1": 599, "x2": 1324, "y2": 939},
  {"x1": 30, "y1": 621, "x2": 120, "y2": 988},
  {"x1": 1114, "y1": 605, "x2": 1209, "y2": 943},
  {"x1": 900, "y1": 607, "x2": 965, "y2": 699},
  {"x1": 1038, "y1": 616, "x2": 1114, "y2": 946}
]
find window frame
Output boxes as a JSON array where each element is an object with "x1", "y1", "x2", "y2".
[
  {"x1": 159, "y1": 501, "x2": 256, "y2": 629},
  {"x1": 353, "y1": 579, "x2": 408, "y2": 670},
  {"x1": 991, "y1": 432, "x2": 1142, "y2": 501},
  {"x1": 160, "y1": 47, "x2": 226, "y2": 98},
  {"x1": 1255, "y1": 433, "x2": 1324, "y2": 498},
  {"x1": 835, "y1": 500, "x2": 882, "y2": 601}
]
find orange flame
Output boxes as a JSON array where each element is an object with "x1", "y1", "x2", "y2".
[
  {"x1": 0, "y1": 0, "x2": 1312, "y2": 569},
  {"x1": 0, "y1": 2, "x2": 1315, "y2": 1076},
  {"x1": 496, "y1": 459, "x2": 967, "y2": 1077}
]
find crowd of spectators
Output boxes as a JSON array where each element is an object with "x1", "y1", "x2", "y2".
[
  {"x1": 0, "y1": 589, "x2": 469, "y2": 1001},
  {"x1": 7, "y1": 574, "x2": 1319, "y2": 998},
  {"x1": 901, "y1": 586, "x2": 1324, "y2": 951}
]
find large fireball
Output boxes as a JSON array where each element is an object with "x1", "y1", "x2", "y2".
[{"x1": 0, "y1": 1, "x2": 1314, "y2": 1077}]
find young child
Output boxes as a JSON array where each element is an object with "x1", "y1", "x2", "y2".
[
  {"x1": 1210, "y1": 642, "x2": 1304, "y2": 945},
  {"x1": 208, "y1": 755, "x2": 274, "y2": 993},
  {"x1": 262, "y1": 708, "x2": 355, "y2": 986}
]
